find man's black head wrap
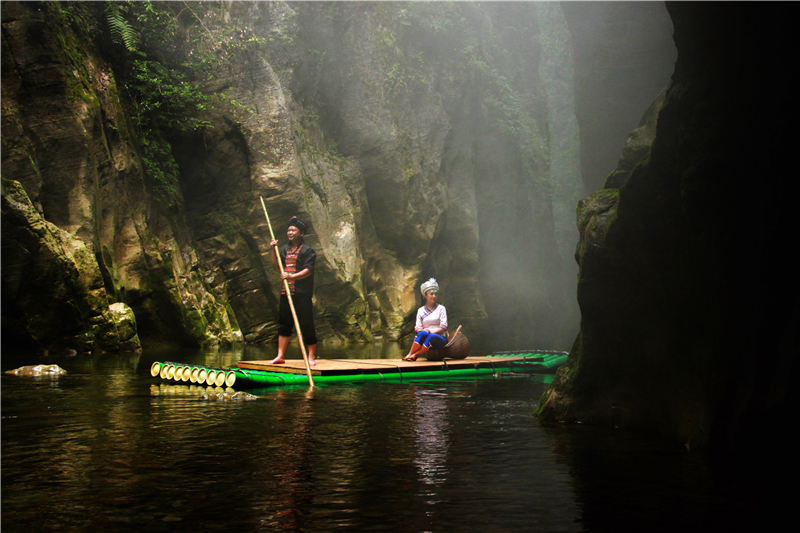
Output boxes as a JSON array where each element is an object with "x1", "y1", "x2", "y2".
[{"x1": 288, "y1": 216, "x2": 308, "y2": 234}]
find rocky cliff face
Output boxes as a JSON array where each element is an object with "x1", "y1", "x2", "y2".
[
  {"x1": 2, "y1": 1, "x2": 235, "y2": 351},
  {"x1": 3, "y1": 1, "x2": 595, "y2": 352},
  {"x1": 561, "y1": 1, "x2": 675, "y2": 193},
  {"x1": 2, "y1": 179, "x2": 140, "y2": 352},
  {"x1": 537, "y1": 3, "x2": 798, "y2": 454},
  {"x1": 3, "y1": 1, "x2": 672, "y2": 355}
]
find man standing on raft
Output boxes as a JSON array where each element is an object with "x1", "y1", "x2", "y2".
[{"x1": 269, "y1": 216, "x2": 317, "y2": 365}]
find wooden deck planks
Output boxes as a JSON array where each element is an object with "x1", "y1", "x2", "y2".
[{"x1": 237, "y1": 356, "x2": 544, "y2": 376}]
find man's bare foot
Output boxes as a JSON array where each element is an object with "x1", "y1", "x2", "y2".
[
  {"x1": 308, "y1": 357, "x2": 316, "y2": 366},
  {"x1": 269, "y1": 356, "x2": 286, "y2": 364},
  {"x1": 402, "y1": 354, "x2": 417, "y2": 361}
]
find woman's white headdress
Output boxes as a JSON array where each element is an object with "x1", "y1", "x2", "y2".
[{"x1": 420, "y1": 278, "x2": 439, "y2": 296}]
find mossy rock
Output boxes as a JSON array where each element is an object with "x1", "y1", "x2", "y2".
[{"x1": 93, "y1": 303, "x2": 142, "y2": 352}]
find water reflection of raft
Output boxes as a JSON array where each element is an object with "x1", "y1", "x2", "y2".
[{"x1": 149, "y1": 350, "x2": 567, "y2": 390}]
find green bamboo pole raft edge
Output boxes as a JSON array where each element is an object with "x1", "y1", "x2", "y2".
[{"x1": 149, "y1": 353, "x2": 567, "y2": 389}]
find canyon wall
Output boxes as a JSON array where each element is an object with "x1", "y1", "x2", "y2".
[
  {"x1": 537, "y1": 3, "x2": 798, "y2": 454},
  {"x1": 561, "y1": 1, "x2": 676, "y2": 193},
  {"x1": 2, "y1": 1, "x2": 235, "y2": 352},
  {"x1": 3, "y1": 1, "x2": 597, "y2": 352}
]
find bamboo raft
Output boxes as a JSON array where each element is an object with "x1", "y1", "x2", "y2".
[{"x1": 149, "y1": 351, "x2": 568, "y2": 390}]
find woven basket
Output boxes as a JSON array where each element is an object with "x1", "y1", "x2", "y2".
[{"x1": 426, "y1": 327, "x2": 470, "y2": 361}]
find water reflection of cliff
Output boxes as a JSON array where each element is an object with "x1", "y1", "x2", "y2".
[{"x1": 541, "y1": 423, "x2": 792, "y2": 532}]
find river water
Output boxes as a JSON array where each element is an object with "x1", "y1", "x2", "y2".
[{"x1": 1, "y1": 343, "x2": 780, "y2": 532}]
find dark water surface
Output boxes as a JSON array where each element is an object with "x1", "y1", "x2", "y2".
[{"x1": 1, "y1": 344, "x2": 779, "y2": 532}]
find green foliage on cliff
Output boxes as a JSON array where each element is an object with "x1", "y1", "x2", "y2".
[
  {"x1": 101, "y1": 1, "x2": 269, "y2": 208},
  {"x1": 125, "y1": 52, "x2": 211, "y2": 206},
  {"x1": 101, "y1": 2, "x2": 208, "y2": 207}
]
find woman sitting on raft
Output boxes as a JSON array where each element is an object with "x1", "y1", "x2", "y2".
[{"x1": 403, "y1": 278, "x2": 448, "y2": 361}]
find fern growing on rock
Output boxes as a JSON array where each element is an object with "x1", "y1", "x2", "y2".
[{"x1": 106, "y1": 4, "x2": 138, "y2": 52}]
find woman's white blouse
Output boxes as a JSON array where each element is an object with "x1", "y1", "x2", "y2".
[{"x1": 415, "y1": 305, "x2": 448, "y2": 333}]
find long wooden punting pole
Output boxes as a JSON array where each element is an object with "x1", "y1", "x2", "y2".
[{"x1": 260, "y1": 197, "x2": 315, "y2": 387}]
